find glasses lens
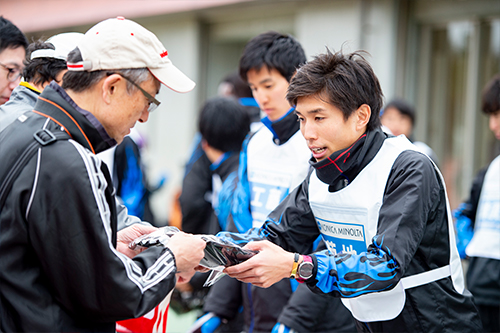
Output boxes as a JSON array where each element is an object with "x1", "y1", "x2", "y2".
[
  {"x1": 148, "y1": 102, "x2": 159, "y2": 113},
  {"x1": 8, "y1": 69, "x2": 21, "y2": 82}
]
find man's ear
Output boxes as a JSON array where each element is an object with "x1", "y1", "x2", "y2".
[
  {"x1": 356, "y1": 104, "x2": 371, "y2": 131},
  {"x1": 201, "y1": 138, "x2": 209, "y2": 151},
  {"x1": 101, "y1": 74, "x2": 122, "y2": 104}
]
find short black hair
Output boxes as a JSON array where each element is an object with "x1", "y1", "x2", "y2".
[
  {"x1": 0, "y1": 16, "x2": 28, "y2": 54},
  {"x1": 481, "y1": 74, "x2": 500, "y2": 115},
  {"x1": 383, "y1": 98, "x2": 416, "y2": 126},
  {"x1": 239, "y1": 31, "x2": 306, "y2": 83},
  {"x1": 287, "y1": 49, "x2": 383, "y2": 132},
  {"x1": 198, "y1": 97, "x2": 250, "y2": 152},
  {"x1": 221, "y1": 71, "x2": 252, "y2": 98},
  {"x1": 23, "y1": 40, "x2": 67, "y2": 86}
]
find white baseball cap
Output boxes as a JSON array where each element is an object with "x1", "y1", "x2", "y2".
[
  {"x1": 30, "y1": 32, "x2": 84, "y2": 61},
  {"x1": 67, "y1": 16, "x2": 195, "y2": 93}
]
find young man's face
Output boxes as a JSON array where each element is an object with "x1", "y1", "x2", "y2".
[
  {"x1": 0, "y1": 46, "x2": 25, "y2": 105},
  {"x1": 489, "y1": 110, "x2": 500, "y2": 140},
  {"x1": 247, "y1": 66, "x2": 291, "y2": 121},
  {"x1": 295, "y1": 94, "x2": 367, "y2": 162},
  {"x1": 380, "y1": 106, "x2": 412, "y2": 137}
]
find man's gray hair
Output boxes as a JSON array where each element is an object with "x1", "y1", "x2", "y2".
[{"x1": 62, "y1": 47, "x2": 152, "y2": 93}]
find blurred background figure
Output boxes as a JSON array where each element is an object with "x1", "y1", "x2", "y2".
[
  {"x1": 454, "y1": 73, "x2": 500, "y2": 333},
  {"x1": 112, "y1": 128, "x2": 164, "y2": 226},
  {"x1": 381, "y1": 98, "x2": 439, "y2": 165},
  {"x1": 0, "y1": 32, "x2": 83, "y2": 132},
  {"x1": 218, "y1": 70, "x2": 261, "y2": 132},
  {"x1": 177, "y1": 69, "x2": 258, "y2": 236},
  {"x1": 0, "y1": 16, "x2": 28, "y2": 106},
  {"x1": 167, "y1": 73, "x2": 257, "y2": 323},
  {"x1": 198, "y1": 96, "x2": 250, "y2": 238}
]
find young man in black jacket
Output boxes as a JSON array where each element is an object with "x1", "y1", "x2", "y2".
[
  {"x1": 222, "y1": 49, "x2": 483, "y2": 333},
  {"x1": 455, "y1": 73, "x2": 500, "y2": 332},
  {"x1": 198, "y1": 32, "x2": 355, "y2": 333},
  {"x1": 0, "y1": 17, "x2": 205, "y2": 332}
]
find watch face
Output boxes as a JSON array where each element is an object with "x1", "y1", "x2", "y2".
[{"x1": 298, "y1": 261, "x2": 314, "y2": 279}]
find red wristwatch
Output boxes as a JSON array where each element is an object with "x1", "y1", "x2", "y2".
[{"x1": 296, "y1": 255, "x2": 313, "y2": 283}]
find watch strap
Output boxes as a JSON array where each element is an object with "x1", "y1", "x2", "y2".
[
  {"x1": 290, "y1": 253, "x2": 300, "y2": 279},
  {"x1": 296, "y1": 255, "x2": 313, "y2": 283}
]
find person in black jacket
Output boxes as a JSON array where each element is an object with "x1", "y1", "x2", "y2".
[
  {"x1": 197, "y1": 32, "x2": 356, "y2": 333},
  {"x1": 0, "y1": 17, "x2": 206, "y2": 332},
  {"x1": 455, "y1": 73, "x2": 500, "y2": 332},
  {"x1": 0, "y1": 32, "x2": 83, "y2": 132},
  {"x1": 198, "y1": 97, "x2": 250, "y2": 227},
  {"x1": 221, "y1": 49, "x2": 482, "y2": 333}
]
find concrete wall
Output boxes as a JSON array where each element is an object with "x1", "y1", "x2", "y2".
[
  {"x1": 135, "y1": 18, "x2": 201, "y2": 224},
  {"x1": 296, "y1": 0, "x2": 398, "y2": 100},
  {"x1": 139, "y1": 0, "x2": 401, "y2": 223}
]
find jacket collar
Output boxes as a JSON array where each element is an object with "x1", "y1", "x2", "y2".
[
  {"x1": 6, "y1": 83, "x2": 40, "y2": 107},
  {"x1": 261, "y1": 107, "x2": 300, "y2": 145},
  {"x1": 310, "y1": 127, "x2": 387, "y2": 192},
  {"x1": 33, "y1": 82, "x2": 116, "y2": 154},
  {"x1": 211, "y1": 152, "x2": 239, "y2": 181},
  {"x1": 19, "y1": 81, "x2": 42, "y2": 94}
]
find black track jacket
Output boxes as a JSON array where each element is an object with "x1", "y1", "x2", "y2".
[{"x1": 0, "y1": 82, "x2": 177, "y2": 332}]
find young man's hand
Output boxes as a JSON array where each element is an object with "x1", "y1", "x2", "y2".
[{"x1": 223, "y1": 240, "x2": 295, "y2": 288}]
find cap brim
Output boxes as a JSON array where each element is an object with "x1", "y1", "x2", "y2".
[{"x1": 149, "y1": 63, "x2": 195, "y2": 93}]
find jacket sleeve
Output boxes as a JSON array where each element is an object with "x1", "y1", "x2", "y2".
[
  {"x1": 215, "y1": 171, "x2": 239, "y2": 232},
  {"x1": 218, "y1": 178, "x2": 320, "y2": 254},
  {"x1": 278, "y1": 240, "x2": 356, "y2": 332},
  {"x1": 459, "y1": 166, "x2": 488, "y2": 225},
  {"x1": 229, "y1": 137, "x2": 255, "y2": 233},
  {"x1": 179, "y1": 149, "x2": 214, "y2": 234},
  {"x1": 28, "y1": 143, "x2": 178, "y2": 322},
  {"x1": 308, "y1": 151, "x2": 443, "y2": 298}
]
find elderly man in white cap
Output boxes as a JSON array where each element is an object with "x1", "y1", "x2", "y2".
[
  {"x1": 0, "y1": 17, "x2": 206, "y2": 332},
  {"x1": 0, "y1": 32, "x2": 84, "y2": 132}
]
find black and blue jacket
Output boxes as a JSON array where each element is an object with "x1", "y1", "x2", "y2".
[
  {"x1": 219, "y1": 128, "x2": 482, "y2": 333},
  {"x1": 205, "y1": 110, "x2": 355, "y2": 333}
]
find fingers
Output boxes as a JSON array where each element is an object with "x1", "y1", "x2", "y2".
[
  {"x1": 168, "y1": 233, "x2": 206, "y2": 273},
  {"x1": 243, "y1": 240, "x2": 268, "y2": 251},
  {"x1": 194, "y1": 265, "x2": 210, "y2": 273},
  {"x1": 133, "y1": 224, "x2": 158, "y2": 234},
  {"x1": 177, "y1": 271, "x2": 195, "y2": 284}
]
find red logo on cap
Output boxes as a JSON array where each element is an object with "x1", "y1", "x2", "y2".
[
  {"x1": 160, "y1": 50, "x2": 168, "y2": 58},
  {"x1": 117, "y1": 16, "x2": 125, "y2": 20}
]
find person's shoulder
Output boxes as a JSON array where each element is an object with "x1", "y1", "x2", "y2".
[
  {"x1": 42, "y1": 138, "x2": 101, "y2": 177},
  {"x1": 394, "y1": 149, "x2": 436, "y2": 175}
]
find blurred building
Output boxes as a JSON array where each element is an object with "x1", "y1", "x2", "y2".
[{"x1": 3, "y1": 0, "x2": 499, "y2": 220}]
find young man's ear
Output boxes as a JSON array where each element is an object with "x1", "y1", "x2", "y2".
[
  {"x1": 201, "y1": 139, "x2": 209, "y2": 151},
  {"x1": 356, "y1": 104, "x2": 371, "y2": 131}
]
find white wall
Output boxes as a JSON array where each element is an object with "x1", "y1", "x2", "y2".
[
  {"x1": 296, "y1": 0, "x2": 397, "y2": 101},
  {"x1": 137, "y1": 18, "x2": 201, "y2": 224},
  {"x1": 296, "y1": 0, "x2": 362, "y2": 56}
]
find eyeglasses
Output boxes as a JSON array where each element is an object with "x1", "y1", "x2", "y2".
[
  {"x1": 108, "y1": 72, "x2": 161, "y2": 112},
  {"x1": 0, "y1": 62, "x2": 22, "y2": 82}
]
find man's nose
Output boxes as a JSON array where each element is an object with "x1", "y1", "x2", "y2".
[
  {"x1": 301, "y1": 122, "x2": 317, "y2": 141},
  {"x1": 138, "y1": 108, "x2": 149, "y2": 123},
  {"x1": 254, "y1": 90, "x2": 268, "y2": 105},
  {"x1": 8, "y1": 78, "x2": 19, "y2": 90}
]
